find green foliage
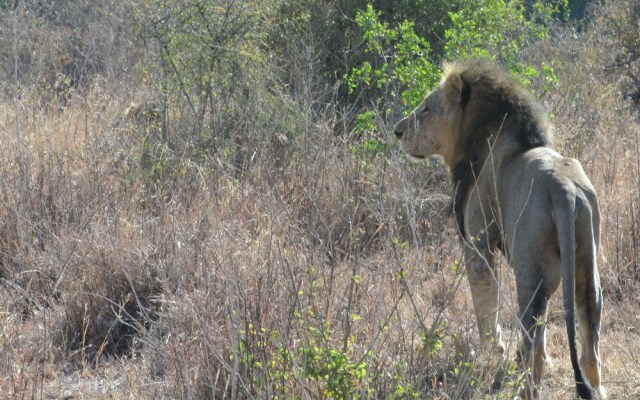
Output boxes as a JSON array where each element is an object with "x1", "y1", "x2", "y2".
[
  {"x1": 445, "y1": 0, "x2": 566, "y2": 88},
  {"x1": 344, "y1": 4, "x2": 440, "y2": 166},
  {"x1": 275, "y1": 0, "x2": 459, "y2": 97},
  {"x1": 390, "y1": 377, "x2": 421, "y2": 400},
  {"x1": 300, "y1": 325, "x2": 371, "y2": 399},
  {"x1": 421, "y1": 321, "x2": 447, "y2": 356},
  {"x1": 352, "y1": 0, "x2": 461, "y2": 50},
  {"x1": 351, "y1": 138, "x2": 388, "y2": 161},
  {"x1": 237, "y1": 306, "x2": 373, "y2": 399},
  {"x1": 350, "y1": 111, "x2": 389, "y2": 161},
  {"x1": 347, "y1": 4, "x2": 440, "y2": 110},
  {"x1": 346, "y1": 1, "x2": 564, "y2": 125}
]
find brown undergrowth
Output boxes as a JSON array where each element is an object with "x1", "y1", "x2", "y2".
[{"x1": 0, "y1": 1, "x2": 639, "y2": 399}]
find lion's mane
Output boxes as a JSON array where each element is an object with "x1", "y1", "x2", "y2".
[{"x1": 446, "y1": 59, "x2": 553, "y2": 239}]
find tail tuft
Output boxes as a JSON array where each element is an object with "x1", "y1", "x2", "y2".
[{"x1": 576, "y1": 375, "x2": 596, "y2": 399}]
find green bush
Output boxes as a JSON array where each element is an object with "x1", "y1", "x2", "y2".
[
  {"x1": 346, "y1": 4, "x2": 440, "y2": 112},
  {"x1": 346, "y1": 0, "x2": 564, "y2": 122},
  {"x1": 445, "y1": 0, "x2": 565, "y2": 89}
]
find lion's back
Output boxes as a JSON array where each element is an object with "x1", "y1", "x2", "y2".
[{"x1": 494, "y1": 147, "x2": 598, "y2": 268}]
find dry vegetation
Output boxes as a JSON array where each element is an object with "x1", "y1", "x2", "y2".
[{"x1": 0, "y1": 1, "x2": 639, "y2": 399}]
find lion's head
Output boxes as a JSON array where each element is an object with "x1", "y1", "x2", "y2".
[
  {"x1": 393, "y1": 59, "x2": 555, "y2": 239},
  {"x1": 393, "y1": 59, "x2": 553, "y2": 169},
  {"x1": 392, "y1": 69, "x2": 465, "y2": 165}
]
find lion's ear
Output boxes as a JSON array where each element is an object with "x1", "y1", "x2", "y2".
[{"x1": 444, "y1": 73, "x2": 469, "y2": 106}]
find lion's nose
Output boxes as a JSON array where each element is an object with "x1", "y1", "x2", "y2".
[{"x1": 394, "y1": 129, "x2": 403, "y2": 139}]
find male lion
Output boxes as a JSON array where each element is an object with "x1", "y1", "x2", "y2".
[{"x1": 393, "y1": 59, "x2": 605, "y2": 399}]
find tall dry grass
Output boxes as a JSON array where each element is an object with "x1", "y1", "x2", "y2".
[{"x1": 0, "y1": 1, "x2": 639, "y2": 399}]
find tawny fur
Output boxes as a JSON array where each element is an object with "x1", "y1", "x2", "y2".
[{"x1": 394, "y1": 59, "x2": 605, "y2": 399}]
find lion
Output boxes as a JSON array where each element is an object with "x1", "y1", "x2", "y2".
[{"x1": 393, "y1": 59, "x2": 605, "y2": 399}]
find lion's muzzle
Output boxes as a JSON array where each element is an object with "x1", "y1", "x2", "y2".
[{"x1": 393, "y1": 115, "x2": 410, "y2": 140}]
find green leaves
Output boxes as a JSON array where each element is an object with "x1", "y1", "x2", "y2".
[
  {"x1": 347, "y1": 0, "x2": 564, "y2": 118},
  {"x1": 347, "y1": 4, "x2": 440, "y2": 111},
  {"x1": 445, "y1": 0, "x2": 566, "y2": 88},
  {"x1": 301, "y1": 341, "x2": 370, "y2": 399}
]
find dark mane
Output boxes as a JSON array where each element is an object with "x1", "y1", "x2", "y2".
[{"x1": 447, "y1": 59, "x2": 553, "y2": 239}]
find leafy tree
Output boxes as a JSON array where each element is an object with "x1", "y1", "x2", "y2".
[
  {"x1": 137, "y1": 1, "x2": 276, "y2": 126},
  {"x1": 445, "y1": 0, "x2": 565, "y2": 89},
  {"x1": 346, "y1": 0, "x2": 564, "y2": 125},
  {"x1": 270, "y1": 1, "x2": 459, "y2": 109},
  {"x1": 347, "y1": 4, "x2": 440, "y2": 111},
  {"x1": 134, "y1": 0, "x2": 307, "y2": 176},
  {"x1": 347, "y1": 0, "x2": 462, "y2": 56}
]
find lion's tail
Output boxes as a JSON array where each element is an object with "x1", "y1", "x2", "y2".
[{"x1": 554, "y1": 193, "x2": 596, "y2": 400}]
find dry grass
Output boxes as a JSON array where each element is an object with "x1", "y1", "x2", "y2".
[{"x1": 0, "y1": 1, "x2": 639, "y2": 399}]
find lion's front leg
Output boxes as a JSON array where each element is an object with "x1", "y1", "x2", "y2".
[{"x1": 464, "y1": 244, "x2": 504, "y2": 355}]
